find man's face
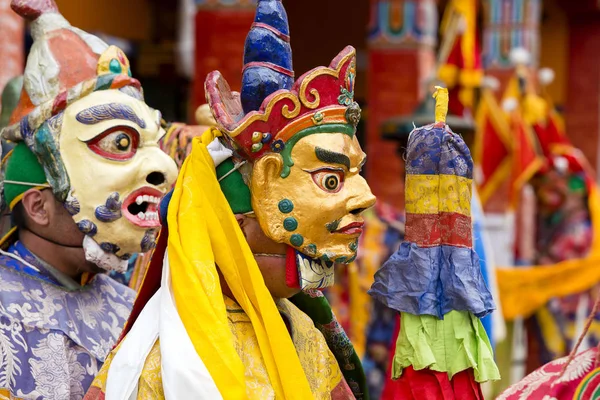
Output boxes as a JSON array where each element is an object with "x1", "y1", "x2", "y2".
[
  {"x1": 58, "y1": 89, "x2": 178, "y2": 261},
  {"x1": 251, "y1": 132, "x2": 375, "y2": 263}
]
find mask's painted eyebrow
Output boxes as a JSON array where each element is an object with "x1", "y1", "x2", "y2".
[
  {"x1": 76, "y1": 103, "x2": 147, "y2": 129},
  {"x1": 315, "y1": 147, "x2": 351, "y2": 170}
]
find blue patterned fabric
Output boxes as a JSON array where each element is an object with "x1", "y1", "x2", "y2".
[
  {"x1": 160, "y1": 189, "x2": 173, "y2": 227},
  {"x1": 405, "y1": 124, "x2": 473, "y2": 178},
  {"x1": 0, "y1": 242, "x2": 135, "y2": 399},
  {"x1": 4, "y1": 241, "x2": 57, "y2": 285},
  {"x1": 109, "y1": 254, "x2": 137, "y2": 286},
  {"x1": 368, "y1": 242, "x2": 495, "y2": 319}
]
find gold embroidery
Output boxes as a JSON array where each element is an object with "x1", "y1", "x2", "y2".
[
  {"x1": 0, "y1": 388, "x2": 26, "y2": 400},
  {"x1": 90, "y1": 297, "x2": 344, "y2": 399}
]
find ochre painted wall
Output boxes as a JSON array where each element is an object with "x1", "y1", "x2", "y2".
[
  {"x1": 286, "y1": 0, "x2": 369, "y2": 100},
  {"x1": 540, "y1": 0, "x2": 569, "y2": 108},
  {"x1": 564, "y1": 12, "x2": 600, "y2": 170},
  {"x1": 55, "y1": 0, "x2": 150, "y2": 41}
]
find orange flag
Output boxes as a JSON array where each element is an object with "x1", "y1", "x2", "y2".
[{"x1": 509, "y1": 111, "x2": 543, "y2": 201}]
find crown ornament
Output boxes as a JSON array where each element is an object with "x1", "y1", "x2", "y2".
[{"x1": 205, "y1": 0, "x2": 360, "y2": 168}]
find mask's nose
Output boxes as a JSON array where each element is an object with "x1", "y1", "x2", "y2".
[
  {"x1": 146, "y1": 171, "x2": 166, "y2": 186},
  {"x1": 139, "y1": 149, "x2": 178, "y2": 189},
  {"x1": 346, "y1": 175, "x2": 376, "y2": 215}
]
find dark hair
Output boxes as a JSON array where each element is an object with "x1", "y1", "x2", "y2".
[{"x1": 11, "y1": 202, "x2": 28, "y2": 229}]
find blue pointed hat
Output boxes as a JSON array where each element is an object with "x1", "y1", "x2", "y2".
[{"x1": 241, "y1": 0, "x2": 294, "y2": 114}]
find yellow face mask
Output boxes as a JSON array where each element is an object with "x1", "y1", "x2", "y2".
[
  {"x1": 252, "y1": 131, "x2": 375, "y2": 264},
  {"x1": 59, "y1": 89, "x2": 178, "y2": 265},
  {"x1": 207, "y1": 35, "x2": 376, "y2": 289}
]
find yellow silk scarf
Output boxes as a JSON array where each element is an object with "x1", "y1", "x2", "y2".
[{"x1": 167, "y1": 132, "x2": 314, "y2": 399}]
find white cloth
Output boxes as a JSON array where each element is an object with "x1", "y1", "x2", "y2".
[
  {"x1": 105, "y1": 290, "x2": 160, "y2": 400},
  {"x1": 206, "y1": 137, "x2": 233, "y2": 167},
  {"x1": 83, "y1": 236, "x2": 128, "y2": 273},
  {"x1": 160, "y1": 250, "x2": 222, "y2": 399},
  {"x1": 105, "y1": 249, "x2": 221, "y2": 399}
]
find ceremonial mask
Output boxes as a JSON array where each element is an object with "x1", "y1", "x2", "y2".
[
  {"x1": 207, "y1": 0, "x2": 375, "y2": 289},
  {"x1": 2, "y1": 1, "x2": 177, "y2": 270}
]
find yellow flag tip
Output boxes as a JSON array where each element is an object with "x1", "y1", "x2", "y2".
[{"x1": 433, "y1": 87, "x2": 449, "y2": 124}]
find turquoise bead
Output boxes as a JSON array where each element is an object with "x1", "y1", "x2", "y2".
[
  {"x1": 278, "y1": 199, "x2": 294, "y2": 213},
  {"x1": 290, "y1": 234, "x2": 304, "y2": 247},
  {"x1": 283, "y1": 217, "x2": 298, "y2": 231}
]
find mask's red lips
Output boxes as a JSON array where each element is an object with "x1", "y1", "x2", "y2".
[
  {"x1": 122, "y1": 187, "x2": 165, "y2": 228},
  {"x1": 335, "y1": 221, "x2": 364, "y2": 235}
]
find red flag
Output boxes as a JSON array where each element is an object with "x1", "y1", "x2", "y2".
[
  {"x1": 474, "y1": 89, "x2": 513, "y2": 206},
  {"x1": 510, "y1": 111, "x2": 543, "y2": 202},
  {"x1": 532, "y1": 107, "x2": 571, "y2": 158},
  {"x1": 500, "y1": 75, "x2": 544, "y2": 205}
]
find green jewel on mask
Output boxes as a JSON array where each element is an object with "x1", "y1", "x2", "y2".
[
  {"x1": 290, "y1": 234, "x2": 304, "y2": 247},
  {"x1": 278, "y1": 199, "x2": 294, "y2": 213},
  {"x1": 283, "y1": 217, "x2": 298, "y2": 231}
]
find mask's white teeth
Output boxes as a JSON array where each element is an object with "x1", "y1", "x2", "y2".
[
  {"x1": 153, "y1": 196, "x2": 160, "y2": 204},
  {"x1": 137, "y1": 212, "x2": 146, "y2": 220},
  {"x1": 143, "y1": 195, "x2": 150, "y2": 202},
  {"x1": 136, "y1": 196, "x2": 143, "y2": 205}
]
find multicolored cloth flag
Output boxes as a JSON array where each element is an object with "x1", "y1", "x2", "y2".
[{"x1": 369, "y1": 87, "x2": 499, "y2": 399}]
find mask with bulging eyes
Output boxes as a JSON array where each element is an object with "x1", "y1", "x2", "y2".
[
  {"x1": 59, "y1": 90, "x2": 177, "y2": 269},
  {"x1": 2, "y1": 2, "x2": 178, "y2": 272}
]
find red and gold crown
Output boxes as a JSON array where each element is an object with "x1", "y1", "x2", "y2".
[{"x1": 205, "y1": 45, "x2": 360, "y2": 161}]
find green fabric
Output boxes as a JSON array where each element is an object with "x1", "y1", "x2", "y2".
[
  {"x1": 490, "y1": 321, "x2": 515, "y2": 398},
  {"x1": 4, "y1": 142, "x2": 47, "y2": 208},
  {"x1": 216, "y1": 158, "x2": 252, "y2": 214},
  {"x1": 0, "y1": 76, "x2": 23, "y2": 129},
  {"x1": 290, "y1": 291, "x2": 369, "y2": 400},
  {"x1": 393, "y1": 311, "x2": 500, "y2": 383},
  {"x1": 568, "y1": 175, "x2": 586, "y2": 193}
]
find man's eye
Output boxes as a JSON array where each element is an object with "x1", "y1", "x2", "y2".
[
  {"x1": 311, "y1": 169, "x2": 345, "y2": 193},
  {"x1": 87, "y1": 126, "x2": 140, "y2": 161}
]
